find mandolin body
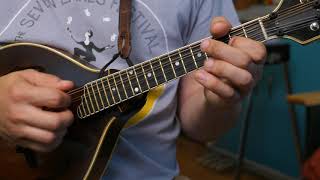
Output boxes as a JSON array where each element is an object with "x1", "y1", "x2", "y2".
[{"x1": 0, "y1": 43, "x2": 147, "y2": 180}]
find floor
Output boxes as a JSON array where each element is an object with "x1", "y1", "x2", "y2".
[
  {"x1": 177, "y1": 136, "x2": 265, "y2": 180},
  {"x1": 0, "y1": 136, "x2": 265, "y2": 180}
]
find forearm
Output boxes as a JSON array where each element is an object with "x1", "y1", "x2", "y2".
[{"x1": 178, "y1": 76, "x2": 241, "y2": 142}]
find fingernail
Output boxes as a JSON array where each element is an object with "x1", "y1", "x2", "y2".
[
  {"x1": 59, "y1": 80, "x2": 73, "y2": 87},
  {"x1": 201, "y1": 40, "x2": 210, "y2": 50},
  {"x1": 205, "y1": 59, "x2": 214, "y2": 68},
  {"x1": 197, "y1": 72, "x2": 207, "y2": 82}
]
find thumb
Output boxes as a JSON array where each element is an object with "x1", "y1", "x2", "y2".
[
  {"x1": 20, "y1": 69, "x2": 74, "y2": 91},
  {"x1": 210, "y1": 16, "x2": 232, "y2": 38}
]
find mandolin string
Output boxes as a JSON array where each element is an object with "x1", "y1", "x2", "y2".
[
  {"x1": 227, "y1": 5, "x2": 315, "y2": 42},
  {"x1": 72, "y1": 49, "x2": 206, "y2": 105},
  {"x1": 263, "y1": 2, "x2": 314, "y2": 26},
  {"x1": 76, "y1": 15, "x2": 318, "y2": 104},
  {"x1": 267, "y1": 1, "x2": 313, "y2": 21},
  {"x1": 67, "y1": 39, "x2": 205, "y2": 94},
  {"x1": 266, "y1": 16, "x2": 318, "y2": 34},
  {"x1": 70, "y1": 14, "x2": 316, "y2": 103},
  {"x1": 69, "y1": 2, "x2": 317, "y2": 100},
  {"x1": 241, "y1": 3, "x2": 314, "y2": 37},
  {"x1": 69, "y1": 21, "x2": 260, "y2": 97},
  {"x1": 72, "y1": 17, "x2": 315, "y2": 104},
  {"x1": 71, "y1": 47, "x2": 205, "y2": 103},
  {"x1": 68, "y1": 42, "x2": 204, "y2": 95},
  {"x1": 68, "y1": 13, "x2": 265, "y2": 96},
  {"x1": 78, "y1": 12, "x2": 316, "y2": 97},
  {"x1": 70, "y1": 15, "x2": 317, "y2": 103},
  {"x1": 231, "y1": 1, "x2": 314, "y2": 36},
  {"x1": 73, "y1": 21, "x2": 314, "y2": 106},
  {"x1": 70, "y1": 2, "x2": 312, "y2": 96},
  {"x1": 72, "y1": 52, "x2": 206, "y2": 105}
]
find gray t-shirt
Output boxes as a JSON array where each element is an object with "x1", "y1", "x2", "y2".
[{"x1": 0, "y1": 0, "x2": 238, "y2": 179}]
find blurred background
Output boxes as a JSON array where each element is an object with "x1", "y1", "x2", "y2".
[{"x1": 177, "y1": 0, "x2": 320, "y2": 179}]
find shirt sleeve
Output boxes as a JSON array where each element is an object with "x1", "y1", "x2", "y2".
[{"x1": 185, "y1": 0, "x2": 240, "y2": 44}]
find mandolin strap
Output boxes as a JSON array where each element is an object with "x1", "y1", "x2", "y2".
[
  {"x1": 99, "y1": 0, "x2": 133, "y2": 77},
  {"x1": 118, "y1": 0, "x2": 132, "y2": 60}
]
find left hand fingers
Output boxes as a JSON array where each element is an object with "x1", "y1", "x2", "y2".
[
  {"x1": 209, "y1": 16, "x2": 267, "y2": 65},
  {"x1": 229, "y1": 36, "x2": 267, "y2": 65},
  {"x1": 201, "y1": 58, "x2": 254, "y2": 94},
  {"x1": 201, "y1": 39, "x2": 252, "y2": 69},
  {"x1": 201, "y1": 30, "x2": 267, "y2": 82},
  {"x1": 196, "y1": 69, "x2": 239, "y2": 101}
]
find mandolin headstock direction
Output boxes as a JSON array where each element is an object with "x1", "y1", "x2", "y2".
[{"x1": 264, "y1": 0, "x2": 320, "y2": 44}]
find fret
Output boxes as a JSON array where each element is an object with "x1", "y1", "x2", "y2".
[
  {"x1": 81, "y1": 101, "x2": 89, "y2": 117},
  {"x1": 114, "y1": 73, "x2": 127, "y2": 100},
  {"x1": 100, "y1": 78, "x2": 111, "y2": 106},
  {"x1": 95, "y1": 80, "x2": 106, "y2": 109},
  {"x1": 132, "y1": 68, "x2": 143, "y2": 93},
  {"x1": 167, "y1": 54, "x2": 177, "y2": 78},
  {"x1": 258, "y1": 18, "x2": 268, "y2": 40},
  {"x1": 170, "y1": 50, "x2": 186, "y2": 77},
  {"x1": 84, "y1": 85, "x2": 94, "y2": 114},
  {"x1": 127, "y1": 68, "x2": 142, "y2": 95},
  {"x1": 118, "y1": 72, "x2": 129, "y2": 99},
  {"x1": 78, "y1": 105, "x2": 84, "y2": 118},
  {"x1": 120, "y1": 71, "x2": 134, "y2": 97},
  {"x1": 125, "y1": 70, "x2": 136, "y2": 95},
  {"x1": 142, "y1": 62, "x2": 157, "y2": 88},
  {"x1": 230, "y1": 26, "x2": 244, "y2": 38},
  {"x1": 192, "y1": 45, "x2": 206, "y2": 68},
  {"x1": 189, "y1": 46, "x2": 198, "y2": 69},
  {"x1": 148, "y1": 61, "x2": 159, "y2": 86},
  {"x1": 160, "y1": 57, "x2": 175, "y2": 81},
  {"x1": 178, "y1": 49, "x2": 187, "y2": 74},
  {"x1": 158, "y1": 58, "x2": 168, "y2": 81},
  {"x1": 106, "y1": 77, "x2": 116, "y2": 105},
  {"x1": 90, "y1": 82, "x2": 101, "y2": 111},
  {"x1": 180, "y1": 47, "x2": 197, "y2": 73},
  {"x1": 151, "y1": 59, "x2": 166, "y2": 84},
  {"x1": 141, "y1": 64, "x2": 151, "y2": 89},
  {"x1": 109, "y1": 75, "x2": 121, "y2": 102},
  {"x1": 135, "y1": 65, "x2": 149, "y2": 92},
  {"x1": 244, "y1": 19, "x2": 265, "y2": 41},
  {"x1": 242, "y1": 25, "x2": 248, "y2": 38}
]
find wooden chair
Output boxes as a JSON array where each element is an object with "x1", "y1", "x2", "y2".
[{"x1": 288, "y1": 92, "x2": 320, "y2": 159}]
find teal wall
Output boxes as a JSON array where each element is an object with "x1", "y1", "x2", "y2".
[{"x1": 216, "y1": 40, "x2": 320, "y2": 177}]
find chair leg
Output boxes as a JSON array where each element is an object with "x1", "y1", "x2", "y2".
[
  {"x1": 283, "y1": 63, "x2": 303, "y2": 166},
  {"x1": 234, "y1": 91, "x2": 254, "y2": 180}
]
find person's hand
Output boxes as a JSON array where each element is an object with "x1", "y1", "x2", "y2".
[
  {"x1": 0, "y1": 69, "x2": 74, "y2": 152},
  {"x1": 197, "y1": 17, "x2": 266, "y2": 106}
]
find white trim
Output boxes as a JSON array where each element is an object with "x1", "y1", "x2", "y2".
[{"x1": 0, "y1": 0, "x2": 32, "y2": 38}]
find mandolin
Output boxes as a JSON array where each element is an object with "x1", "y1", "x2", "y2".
[{"x1": 0, "y1": 0, "x2": 319, "y2": 179}]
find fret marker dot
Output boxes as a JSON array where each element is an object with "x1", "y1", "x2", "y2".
[
  {"x1": 112, "y1": 87, "x2": 116, "y2": 91},
  {"x1": 129, "y1": 70, "x2": 134, "y2": 75},
  {"x1": 175, "y1": 61, "x2": 180, "y2": 66},
  {"x1": 197, "y1": 53, "x2": 202, "y2": 58},
  {"x1": 134, "y1": 87, "x2": 139, "y2": 93},
  {"x1": 147, "y1": 73, "x2": 152, "y2": 78}
]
